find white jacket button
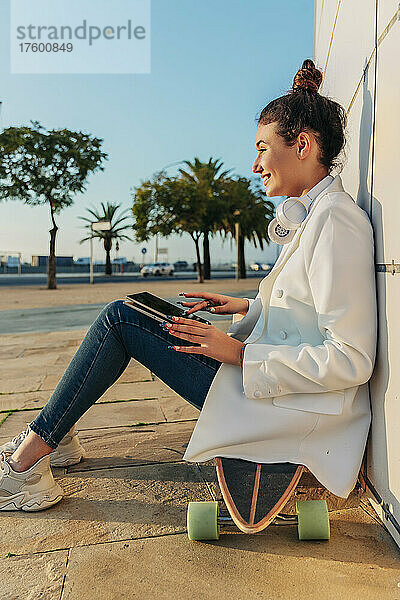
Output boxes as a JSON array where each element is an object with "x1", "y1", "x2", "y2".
[
  {"x1": 275, "y1": 289, "x2": 283, "y2": 298},
  {"x1": 254, "y1": 390, "x2": 261, "y2": 398},
  {"x1": 279, "y1": 330, "x2": 288, "y2": 340}
]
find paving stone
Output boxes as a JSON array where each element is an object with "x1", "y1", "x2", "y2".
[
  {"x1": 38, "y1": 373, "x2": 72, "y2": 392},
  {"x1": 0, "y1": 390, "x2": 52, "y2": 412},
  {"x1": 45, "y1": 329, "x2": 87, "y2": 342},
  {"x1": 0, "y1": 329, "x2": 85, "y2": 348},
  {"x1": 0, "y1": 375, "x2": 44, "y2": 395},
  {"x1": 67, "y1": 421, "x2": 197, "y2": 472},
  {"x1": 54, "y1": 350, "x2": 85, "y2": 364},
  {"x1": 0, "y1": 345, "x2": 25, "y2": 360},
  {"x1": 0, "y1": 379, "x2": 171, "y2": 412},
  {"x1": 0, "y1": 549, "x2": 68, "y2": 600},
  {"x1": 38, "y1": 361, "x2": 152, "y2": 392},
  {"x1": 158, "y1": 395, "x2": 200, "y2": 422},
  {"x1": 152, "y1": 375, "x2": 192, "y2": 402},
  {"x1": 96, "y1": 380, "x2": 172, "y2": 403},
  {"x1": 0, "y1": 409, "x2": 40, "y2": 440},
  {"x1": 76, "y1": 399, "x2": 166, "y2": 429},
  {"x1": 0, "y1": 353, "x2": 61, "y2": 373},
  {"x1": 0, "y1": 462, "x2": 213, "y2": 556},
  {"x1": 114, "y1": 362, "x2": 153, "y2": 383},
  {"x1": 0, "y1": 399, "x2": 166, "y2": 440},
  {"x1": 0, "y1": 364, "x2": 66, "y2": 381},
  {"x1": 21, "y1": 346, "x2": 76, "y2": 359},
  {"x1": 62, "y1": 525, "x2": 400, "y2": 600}
]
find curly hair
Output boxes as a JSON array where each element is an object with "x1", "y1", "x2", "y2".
[{"x1": 257, "y1": 59, "x2": 347, "y2": 173}]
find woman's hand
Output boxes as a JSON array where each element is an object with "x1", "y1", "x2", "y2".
[
  {"x1": 178, "y1": 291, "x2": 249, "y2": 316},
  {"x1": 164, "y1": 316, "x2": 244, "y2": 365}
]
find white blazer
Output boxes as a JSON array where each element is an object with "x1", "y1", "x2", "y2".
[{"x1": 183, "y1": 174, "x2": 377, "y2": 499}]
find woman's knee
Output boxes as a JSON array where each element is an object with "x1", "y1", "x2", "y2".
[{"x1": 99, "y1": 299, "x2": 127, "y2": 326}]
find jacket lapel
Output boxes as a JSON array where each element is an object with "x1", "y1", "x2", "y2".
[
  {"x1": 229, "y1": 175, "x2": 344, "y2": 338},
  {"x1": 258, "y1": 174, "x2": 344, "y2": 307}
]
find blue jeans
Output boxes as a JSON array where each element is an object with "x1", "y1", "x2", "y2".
[{"x1": 29, "y1": 300, "x2": 221, "y2": 449}]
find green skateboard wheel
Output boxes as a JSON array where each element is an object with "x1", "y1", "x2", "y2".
[
  {"x1": 296, "y1": 500, "x2": 330, "y2": 540},
  {"x1": 187, "y1": 501, "x2": 220, "y2": 541}
]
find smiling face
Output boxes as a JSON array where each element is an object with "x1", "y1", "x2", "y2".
[{"x1": 252, "y1": 121, "x2": 328, "y2": 198}]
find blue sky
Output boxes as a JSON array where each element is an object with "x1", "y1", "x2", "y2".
[{"x1": 0, "y1": 0, "x2": 314, "y2": 265}]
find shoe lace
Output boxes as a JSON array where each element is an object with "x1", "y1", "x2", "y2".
[
  {"x1": 10, "y1": 426, "x2": 30, "y2": 446},
  {"x1": 0, "y1": 451, "x2": 11, "y2": 474}
]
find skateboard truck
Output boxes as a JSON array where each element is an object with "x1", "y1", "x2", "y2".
[{"x1": 187, "y1": 457, "x2": 330, "y2": 541}]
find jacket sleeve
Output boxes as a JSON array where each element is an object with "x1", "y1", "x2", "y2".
[
  {"x1": 231, "y1": 296, "x2": 257, "y2": 325},
  {"x1": 242, "y1": 206, "x2": 378, "y2": 400}
]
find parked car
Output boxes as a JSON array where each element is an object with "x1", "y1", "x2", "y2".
[
  {"x1": 140, "y1": 262, "x2": 174, "y2": 277},
  {"x1": 173, "y1": 260, "x2": 189, "y2": 271},
  {"x1": 250, "y1": 262, "x2": 263, "y2": 271},
  {"x1": 250, "y1": 262, "x2": 271, "y2": 271},
  {"x1": 192, "y1": 262, "x2": 204, "y2": 272}
]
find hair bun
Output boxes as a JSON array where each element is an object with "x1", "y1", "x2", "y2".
[{"x1": 292, "y1": 59, "x2": 322, "y2": 93}]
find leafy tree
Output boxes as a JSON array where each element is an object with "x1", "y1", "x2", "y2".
[
  {"x1": 0, "y1": 121, "x2": 107, "y2": 289},
  {"x1": 219, "y1": 176, "x2": 275, "y2": 278},
  {"x1": 178, "y1": 157, "x2": 232, "y2": 279},
  {"x1": 131, "y1": 167, "x2": 275, "y2": 283},
  {"x1": 132, "y1": 172, "x2": 206, "y2": 282},
  {"x1": 79, "y1": 202, "x2": 134, "y2": 275}
]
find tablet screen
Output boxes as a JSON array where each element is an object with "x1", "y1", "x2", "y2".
[{"x1": 126, "y1": 292, "x2": 210, "y2": 324}]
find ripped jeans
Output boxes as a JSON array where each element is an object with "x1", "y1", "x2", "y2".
[{"x1": 29, "y1": 300, "x2": 221, "y2": 449}]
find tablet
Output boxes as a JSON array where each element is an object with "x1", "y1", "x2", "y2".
[{"x1": 125, "y1": 291, "x2": 211, "y2": 325}]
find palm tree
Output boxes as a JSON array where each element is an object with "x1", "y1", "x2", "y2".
[
  {"x1": 178, "y1": 157, "x2": 232, "y2": 279},
  {"x1": 219, "y1": 177, "x2": 275, "y2": 278},
  {"x1": 79, "y1": 202, "x2": 134, "y2": 275}
]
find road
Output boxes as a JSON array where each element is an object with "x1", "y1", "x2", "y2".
[{"x1": 0, "y1": 270, "x2": 267, "y2": 287}]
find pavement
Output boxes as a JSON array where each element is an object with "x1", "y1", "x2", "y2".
[
  {"x1": 0, "y1": 293, "x2": 254, "y2": 335},
  {"x1": 1, "y1": 278, "x2": 400, "y2": 599}
]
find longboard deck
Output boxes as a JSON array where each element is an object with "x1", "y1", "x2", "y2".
[{"x1": 216, "y1": 457, "x2": 304, "y2": 533}]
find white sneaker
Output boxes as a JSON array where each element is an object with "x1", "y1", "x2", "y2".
[
  {"x1": 0, "y1": 451, "x2": 64, "y2": 511},
  {"x1": 0, "y1": 423, "x2": 86, "y2": 468}
]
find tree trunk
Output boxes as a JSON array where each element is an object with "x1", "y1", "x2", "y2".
[
  {"x1": 104, "y1": 237, "x2": 112, "y2": 276},
  {"x1": 238, "y1": 233, "x2": 246, "y2": 279},
  {"x1": 203, "y1": 231, "x2": 211, "y2": 280},
  {"x1": 193, "y1": 236, "x2": 204, "y2": 283},
  {"x1": 47, "y1": 205, "x2": 58, "y2": 290},
  {"x1": 105, "y1": 250, "x2": 112, "y2": 275}
]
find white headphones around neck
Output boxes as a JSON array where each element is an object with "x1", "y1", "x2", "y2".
[{"x1": 267, "y1": 175, "x2": 334, "y2": 245}]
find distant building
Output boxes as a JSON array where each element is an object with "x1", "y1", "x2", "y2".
[
  {"x1": 0, "y1": 256, "x2": 20, "y2": 267},
  {"x1": 112, "y1": 257, "x2": 127, "y2": 264},
  {"x1": 31, "y1": 256, "x2": 74, "y2": 267}
]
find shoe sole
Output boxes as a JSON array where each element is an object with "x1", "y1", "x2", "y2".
[
  {"x1": 50, "y1": 448, "x2": 86, "y2": 468},
  {"x1": 0, "y1": 484, "x2": 64, "y2": 512}
]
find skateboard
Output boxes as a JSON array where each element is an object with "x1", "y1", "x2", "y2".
[{"x1": 187, "y1": 457, "x2": 330, "y2": 541}]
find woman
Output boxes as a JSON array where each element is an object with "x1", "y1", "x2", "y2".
[{"x1": 0, "y1": 59, "x2": 377, "y2": 510}]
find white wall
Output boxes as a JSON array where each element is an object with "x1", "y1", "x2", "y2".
[{"x1": 314, "y1": 0, "x2": 400, "y2": 548}]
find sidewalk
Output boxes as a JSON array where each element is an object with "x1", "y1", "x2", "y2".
[{"x1": 0, "y1": 283, "x2": 400, "y2": 598}]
